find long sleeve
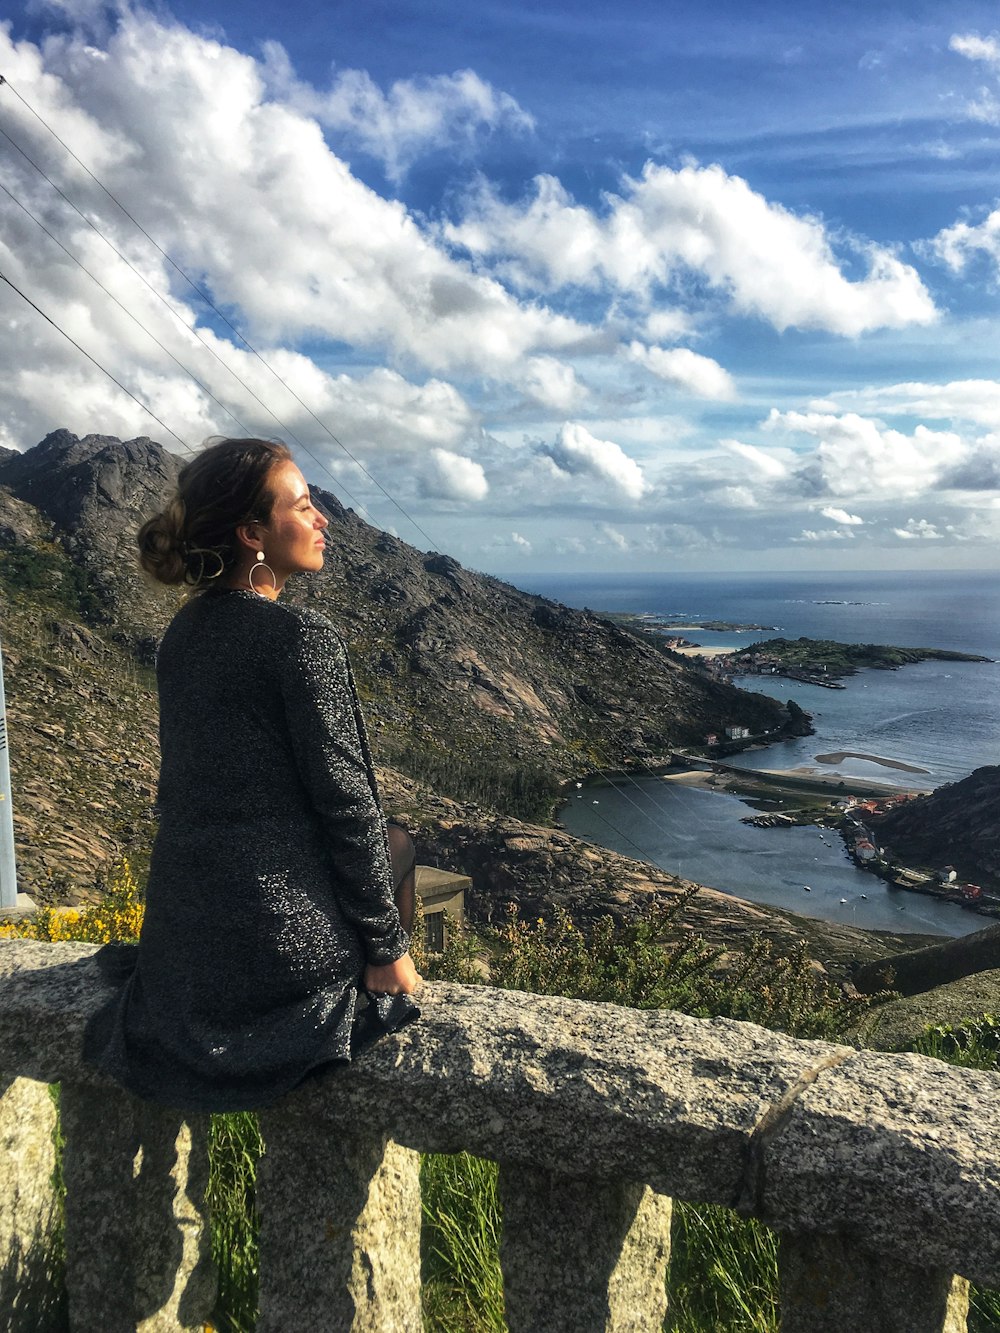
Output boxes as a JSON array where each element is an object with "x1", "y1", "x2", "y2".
[{"x1": 278, "y1": 610, "x2": 409, "y2": 967}]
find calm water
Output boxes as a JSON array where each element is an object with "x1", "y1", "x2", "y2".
[{"x1": 515, "y1": 569, "x2": 1000, "y2": 936}]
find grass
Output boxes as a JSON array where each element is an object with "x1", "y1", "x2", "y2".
[{"x1": 910, "y1": 1016, "x2": 1000, "y2": 1333}]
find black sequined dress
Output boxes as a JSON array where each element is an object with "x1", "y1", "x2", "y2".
[{"x1": 83, "y1": 589, "x2": 418, "y2": 1111}]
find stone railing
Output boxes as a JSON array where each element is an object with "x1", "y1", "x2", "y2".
[{"x1": 2, "y1": 939, "x2": 999, "y2": 1332}]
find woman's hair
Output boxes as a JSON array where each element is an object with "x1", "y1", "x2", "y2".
[{"x1": 138, "y1": 437, "x2": 292, "y2": 589}]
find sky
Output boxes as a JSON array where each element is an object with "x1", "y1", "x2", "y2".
[{"x1": 1, "y1": 2, "x2": 1000, "y2": 573}]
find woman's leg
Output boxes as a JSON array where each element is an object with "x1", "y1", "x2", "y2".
[{"x1": 386, "y1": 820, "x2": 416, "y2": 935}]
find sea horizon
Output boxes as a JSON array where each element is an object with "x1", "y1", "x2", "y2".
[{"x1": 518, "y1": 567, "x2": 998, "y2": 937}]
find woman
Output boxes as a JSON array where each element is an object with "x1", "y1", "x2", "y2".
[{"x1": 84, "y1": 437, "x2": 420, "y2": 1111}]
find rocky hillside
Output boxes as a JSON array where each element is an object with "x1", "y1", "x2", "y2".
[
  {"x1": 0, "y1": 429, "x2": 811, "y2": 903},
  {"x1": 870, "y1": 766, "x2": 1000, "y2": 891}
]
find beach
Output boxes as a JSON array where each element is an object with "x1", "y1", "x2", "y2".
[{"x1": 661, "y1": 760, "x2": 931, "y2": 800}]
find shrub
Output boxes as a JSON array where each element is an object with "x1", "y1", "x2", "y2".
[{"x1": 0, "y1": 860, "x2": 144, "y2": 943}]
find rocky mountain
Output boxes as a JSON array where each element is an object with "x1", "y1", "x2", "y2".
[
  {"x1": 870, "y1": 766, "x2": 1000, "y2": 892},
  {"x1": 0, "y1": 430, "x2": 808, "y2": 901},
  {"x1": 0, "y1": 428, "x2": 954, "y2": 979}
]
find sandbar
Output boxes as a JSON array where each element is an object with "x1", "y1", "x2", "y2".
[
  {"x1": 814, "y1": 750, "x2": 931, "y2": 775},
  {"x1": 671, "y1": 645, "x2": 736, "y2": 659}
]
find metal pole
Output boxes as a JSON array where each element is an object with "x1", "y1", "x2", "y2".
[{"x1": 0, "y1": 635, "x2": 18, "y2": 909}]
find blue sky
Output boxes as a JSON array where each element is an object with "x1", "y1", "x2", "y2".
[{"x1": 1, "y1": 0, "x2": 1000, "y2": 571}]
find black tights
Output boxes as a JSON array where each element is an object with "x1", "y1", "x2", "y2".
[{"x1": 386, "y1": 820, "x2": 416, "y2": 935}]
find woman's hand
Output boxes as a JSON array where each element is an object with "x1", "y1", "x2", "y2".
[{"x1": 364, "y1": 951, "x2": 421, "y2": 995}]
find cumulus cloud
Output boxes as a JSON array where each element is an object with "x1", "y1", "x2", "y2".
[
  {"x1": 950, "y1": 33, "x2": 1000, "y2": 68},
  {"x1": 521, "y1": 356, "x2": 586, "y2": 410},
  {"x1": 941, "y1": 444, "x2": 1000, "y2": 490},
  {"x1": 0, "y1": 13, "x2": 592, "y2": 420},
  {"x1": 422, "y1": 448, "x2": 489, "y2": 501},
  {"x1": 818, "y1": 379, "x2": 1000, "y2": 430},
  {"x1": 893, "y1": 518, "x2": 942, "y2": 539},
  {"x1": 626, "y1": 342, "x2": 736, "y2": 400},
  {"x1": 446, "y1": 163, "x2": 937, "y2": 335},
  {"x1": 261, "y1": 48, "x2": 533, "y2": 181},
  {"x1": 820, "y1": 506, "x2": 864, "y2": 525},
  {"x1": 949, "y1": 32, "x2": 1000, "y2": 123},
  {"x1": 721, "y1": 439, "x2": 789, "y2": 479},
  {"x1": 933, "y1": 209, "x2": 1000, "y2": 273},
  {"x1": 794, "y1": 529, "x2": 851, "y2": 542},
  {"x1": 544, "y1": 423, "x2": 647, "y2": 500},
  {"x1": 642, "y1": 309, "x2": 694, "y2": 342},
  {"x1": 764, "y1": 410, "x2": 965, "y2": 499}
]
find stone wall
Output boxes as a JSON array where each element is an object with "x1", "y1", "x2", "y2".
[{"x1": 1, "y1": 938, "x2": 998, "y2": 1331}]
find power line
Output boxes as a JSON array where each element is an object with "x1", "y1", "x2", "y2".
[
  {"x1": 0, "y1": 76, "x2": 440, "y2": 551},
  {"x1": 0, "y1": 77, "x2": 714, "y2": 879},
  {"x1": 0, "y1": 117, "x2": 383, "y2": 521},
  {"x1": 0, "y1": 270, "x2": 192, "y2": 453},
  {"x1": 0, "y1": 179, "x2": 254, "y2": 439}
]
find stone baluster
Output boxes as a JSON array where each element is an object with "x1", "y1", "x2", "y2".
[
  {"x1": 256, "y1": 1110, "x2": 422, "y2": 1333},
  {"x1": 499, "y1": 1165, "x2": 672, "y2": 1333},
  {"x1": 60, "y1": 1084, "x2": 213, "y2": 1332},
  {"x1": 778, "y1": 1233, "x2": 969, "y2": 1333},
  {"x1": 0, "y1": 1076, "x2": 63, "y2": 1333}
]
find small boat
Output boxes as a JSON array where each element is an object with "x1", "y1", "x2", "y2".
[
  {"x1": 803, "y1": 885, "x2": 812, "y2": 892},
  {"x1": 860, "y1": 894, "x2": 868, "y2": 900},
  {"x1": 839, "y1": 898, "x2": 847, "y2": 904}
]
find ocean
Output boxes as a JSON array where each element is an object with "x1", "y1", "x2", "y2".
[{"x1": 512, "y1": 569, "x2": 1000, "y2": 938}]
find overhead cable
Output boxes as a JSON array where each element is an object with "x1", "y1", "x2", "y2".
[
  {"x1": 0, "y1": 269, "x2": 192, "y2": 453},
  {"x1": 0, "y1": 76, "x2": 440, "y2": 551}
]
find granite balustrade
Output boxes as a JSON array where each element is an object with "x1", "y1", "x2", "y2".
[{"x1": 0, "y1": 938, "x2": 995, "y2": 1332}]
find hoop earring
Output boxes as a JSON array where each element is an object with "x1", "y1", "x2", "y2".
[
  {"x1": 182, "y1": 546, "x2": 226, "y2": 586},
  {"x1": 248, "y1": 550, "x2": 277, "y2": 596}
]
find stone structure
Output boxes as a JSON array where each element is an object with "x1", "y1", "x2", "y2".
[
  {"x1": 1, "y1": 938, "x2": 999, "y2": 1330},
  {"x1": 414, "y1": 865, "x2": 467, "y2": 953}
]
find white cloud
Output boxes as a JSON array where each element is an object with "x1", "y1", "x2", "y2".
[
  {"x1": 261, "y1": 48, "x2": 533, "y2": 181},
  {"x1": 948, "y1": 33, "x2": 1000, "y2": 122},
  {"x1": 714, "y1": 485, "x2": 758, "y2": 509},
  {"x1": 597, "y1": 523, "x2": 629, "y2": 550},
  {"x1": 626, "y1": 342, "x2": 736, "y2": 400},
  {"x1": 422, "y1": 448, "x2": 489, "y2": 501},
  {"x1": 933, "y1": 209, "x2": 1000, "y2": 273},
  {"x1": 447, "y1": 163, "x2": 937, "y2": 335},
  {"x1": 819, "y1": 379, "x2": 1000, "y2": 429},
  {"x1": 794, "y1": 528, "x2": 851, "y2": 542},
  {"x1": 893, "y1": 518, "x2": 942, "y2": 539},
  {"x1": 721, "y1": 439, "x2": 789, "y2": 479},
  {"x1": 820, "y1": 506, "x2": 864, "y2": 525},
  {"x1": 510, "y1": 531, "x2": 532, "y2": 549},
  {"x1": 642, "y1": 309, "x2": 694, "y2": 342},
  {"x1": 765, "y1": 410, "x2": 965, "y2": 499},
  {"x1": 0, "y1": 14, "x2": 591, "y2": 403},
  {"x1": 950, "y1": 33, "x2": 1000, "y2": 68},
  {"x1": 521, "y1": 356, "x2": 586, "y2": 410},
  {"x1": 544, "y1": 423, "x2": 646, "y2": 500}
]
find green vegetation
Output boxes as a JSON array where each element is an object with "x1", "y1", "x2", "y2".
[
  {"x1": 911, "y1": 1016, "x2": 1000, "y2": 1332},
  {"x1": 731, "y1": 636, "x2": 990, "y2": 678},
  {"x1": 378, "y1": 739, "x2": 563, "y2": 822},
  {"x1": 0, "y1": 543, "x2": 102, "y2": 620}
]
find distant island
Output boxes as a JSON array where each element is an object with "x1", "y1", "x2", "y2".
[
  {"x1": 609, "y1": 614, "x2": 779, "y2": 635},
  {"x1": 730, "y1": 636, "x2": 993, "y2": 688}
]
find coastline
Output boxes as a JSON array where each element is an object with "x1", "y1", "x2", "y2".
[{"x1": 658, "y1": 762, "x2": 929, "y2": 800}]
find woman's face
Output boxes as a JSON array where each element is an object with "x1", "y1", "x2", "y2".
[{"x1": 259, "y1": 461, "x2": 329, "y2": 582}]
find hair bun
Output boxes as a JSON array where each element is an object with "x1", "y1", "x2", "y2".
[{"x1": 137, "y1": 498, "x2": 188, "y2": 586}]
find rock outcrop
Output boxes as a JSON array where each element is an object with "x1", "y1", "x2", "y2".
[
  {"x1": 852, "y1": 923, "x2": 1000, "y2": 997},
  {"x1": 870, "y1": 766, "x2": 1000, "y2": 891}
]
